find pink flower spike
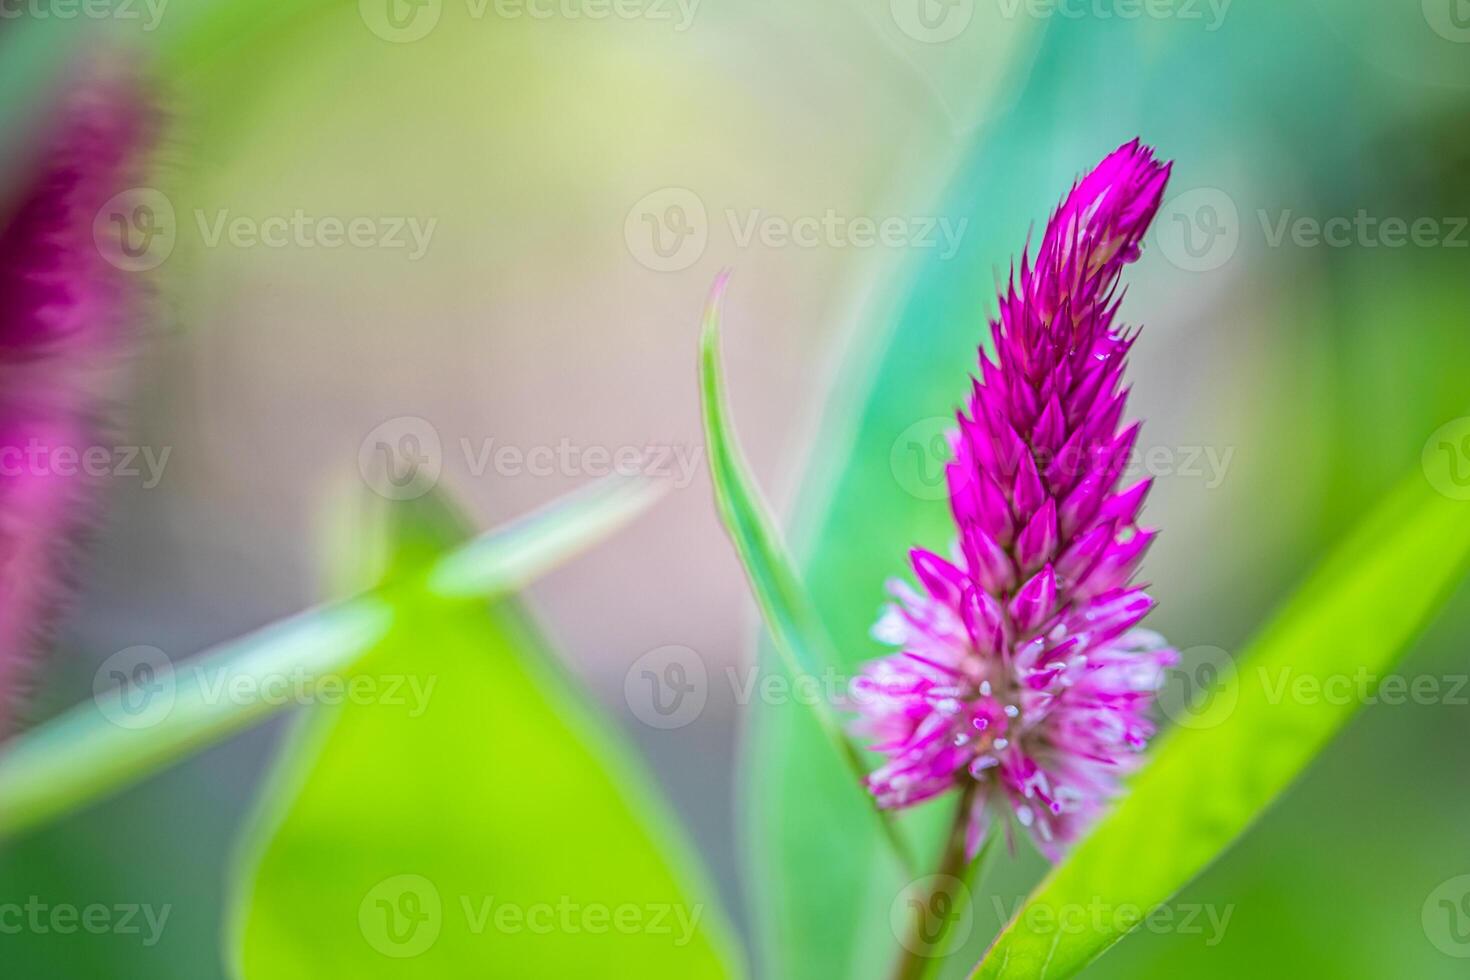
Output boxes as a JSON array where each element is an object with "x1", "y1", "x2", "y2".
[
  {"x1": 0, "y1": 67, "x2": 153, "y2": 734},
  {"x1": 849, "y1": 140, "x2": 1175, "y2": 861}
]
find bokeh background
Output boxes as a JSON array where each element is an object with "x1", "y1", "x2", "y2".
[{"x1": 4, "y1": 0, "x2": 1470, "y2": 976}]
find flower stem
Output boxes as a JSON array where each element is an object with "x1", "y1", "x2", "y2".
[{"x1": 891, "y1": 783, "x2": 994, "y2": 980}]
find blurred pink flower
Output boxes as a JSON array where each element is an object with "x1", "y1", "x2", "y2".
[
  {"x1": 0, "y1": 67, "x2": 152, "y2": 732},
  {"x1": 850, "y1": 140, "x2": 1177, "y2": 860}
]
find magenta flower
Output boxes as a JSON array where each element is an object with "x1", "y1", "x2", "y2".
[
  {"x1": 850, "y1": 140, "x2": 1176, "y2": 860},
  {"x1": 0, "y1": 69, "x2": 151, "y2": 733}
]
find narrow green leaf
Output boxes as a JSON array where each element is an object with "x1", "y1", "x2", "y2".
[
  {"x1": 699, "y1": 274, "x2": 916, "y2": 876},
  {"x1": 229, "y1": 491, "x2": 743, "y2": 979},
  {"x1": 973, "y1": 473, "x2": 1470, "y2": 979},
  {"x1": 0, "y1": 476, "x2": 661, "y2": 841}
]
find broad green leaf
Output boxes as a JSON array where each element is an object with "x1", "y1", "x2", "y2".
[
  {"x1": 699, "y1": 274, "x2": 915, "y2": 875},
  {"x1": 229, "y1": 491, "x2": 742, "y2": 979},
  {"x1": 0, "y1": 477, "x2": 661, "y2": 841},
  {"x1": 973, "y1": 472, "x2": 1470, "y2": 979}
]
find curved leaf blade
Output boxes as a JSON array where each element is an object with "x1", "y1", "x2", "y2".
[
  {"x1": 699, "y1": 274, "x2": 916, "y2": 876},
  {"x1": 974, "y1": 473, "x2": 1470, "y2": 978}
]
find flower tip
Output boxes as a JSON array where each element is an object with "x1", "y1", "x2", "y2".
[{"x1": 710, "y1": 266, "x2": 733, "y2": 301}]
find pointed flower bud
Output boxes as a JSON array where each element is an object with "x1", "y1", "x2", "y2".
[{"x1": 850, "y1": 141, "x2": 1178, "y2": 860}]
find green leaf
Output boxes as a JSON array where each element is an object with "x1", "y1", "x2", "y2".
[
  {"x1": 973, "y1": 472, "x2": 1470, "y2": 979},
  {"x1": 0, "y1": 477, "x2": 662, "y2": 842},
  {"x1": 228, "y1": 491, "x2": 743, "y2": 979},
  {"x1": 699, "y1": 274, "x2": 915, "y2": 876}
]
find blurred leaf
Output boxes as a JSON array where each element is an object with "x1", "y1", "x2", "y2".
[
  {"x1": 698, "y1": 274, "x2": 915, "y2": 875},
  {"x1": 0, "y1": 477, "x2": 661, "y2": 841},
  {"x1": 973, "y1": 472, "x2": 1470, "y2": 979},
  {"x1": 230, "y1": 491, "x2": 742, "y2": 979},
  {"x1": 0, "y1": 15, "x2": 83, "y2": 214},
  {"x1": 153, "y1": 0, "x2": 349, "y2": 77}
]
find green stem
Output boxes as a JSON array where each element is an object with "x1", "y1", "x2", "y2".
[{"x1": 892, "y1": 783, "x2": 996, "y2": 980}]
